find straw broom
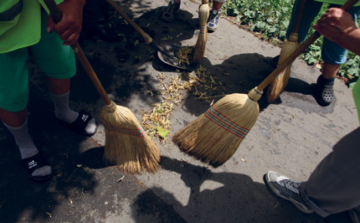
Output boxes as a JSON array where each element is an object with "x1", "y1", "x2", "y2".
[
  {"x1": 193, "y1": 0, "x2": 210, "y2": 63},
  {"x1": 173, "y1": 0, "x2": 358, "y2": 168},
  {"x1": 266, "y1": 0, "x2": 306, "y2": 103},
  {"x1": 44, "y1": 0, "x2": 160, "y2": 174}
]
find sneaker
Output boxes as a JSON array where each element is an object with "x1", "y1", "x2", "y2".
[
  {"x1": 315, "y1": 75, "x2": 335, "y2": 106},
  {"x1": 207, "y1": 9, "x2": 220, "y2": 32},
  {"x1": 162, "y1": 0, "x2": 180, "y2": 22},
  {"x1": 264, "y1": 171, "x2": 314, "y2": 214}
]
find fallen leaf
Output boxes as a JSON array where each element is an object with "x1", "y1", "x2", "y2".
[{"x1": 157, "y1": 126, "x2": 170, "y2": 139}]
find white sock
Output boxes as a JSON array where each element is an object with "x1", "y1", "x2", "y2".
[
  {"x1": 51, "y1": 91, "x2": 78, "y2": 124},
  {"x1": 4, "y1": 120, "x2": 52, "y2": 177},
  {"x1": 51, "y1": 91, "x2": 97, "y2": 135}
]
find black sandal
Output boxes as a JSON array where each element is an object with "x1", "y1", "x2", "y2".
[
  {"x1": 67, "y1": 110, "x2": 97, "y2": 136},
  {"x1": 21, "y1": 153, "x2": 53, "y2": 182}
]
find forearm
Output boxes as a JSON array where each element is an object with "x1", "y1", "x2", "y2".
[{"x1": 335, "y1": 28, "x2": 360, "y2": 55}]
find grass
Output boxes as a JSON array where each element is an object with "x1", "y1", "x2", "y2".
[{"x1": 221, "y1": 0, "x2": 360, "y2": 88}]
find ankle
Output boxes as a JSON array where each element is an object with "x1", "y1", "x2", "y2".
[
  {"x1": 3, "y1": 120, "x2": 39, "y2": 159},
  {"x1": 51, "y1": 91, "x2": 78, "y2": 123},
  {"x1": 317, "y1": 75, "x2": 335, "y2": 86}
]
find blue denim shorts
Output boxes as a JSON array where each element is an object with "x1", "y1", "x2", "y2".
[{"x1": 286, "y1": 0, "x2": 360, "y2": 64}]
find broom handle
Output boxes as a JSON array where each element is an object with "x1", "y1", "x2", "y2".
[
  {"x1": 257, "y1": 0, "x2": 359, "y2": 92},
  {"x1": 106, "y1": 0, "x2": 153, "y2": 43},
  {"x1": 43, "y1": 0, "x2": 112, "y2": 106}
]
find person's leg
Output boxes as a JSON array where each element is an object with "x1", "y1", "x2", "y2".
[
  {"x1": 207, "y1": 0, "x2": 225, "y2": 32},
  {"x1": 301, "y1": 127, "x2": 360, "y2": 217},
  {"x1": 0, "y1": 48, "x2": 52, "y2": 180},
  {"x1": 162, "y1": 0, "x2": 181, "y2": 22},
  {"x1": 30, "y1": 9, "x2": 97, "y2": 136},
  {"x1": 270, "y1": 0, "x2": 322, "y2": 67},
  {"x1": 286, "y1": 0, "x2": 323, "y2": 42},
  {"x1": 265, "y1": 127, "x2": 360, "y2": 218},
  {"x1": 316, "y1": 5, "x2": 360, "y2": 106}
]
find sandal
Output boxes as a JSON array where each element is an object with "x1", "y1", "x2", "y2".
[
  {"x1": 61, "y1": 110, "x2": 97, "y2": 136},
  {"x1": 21, "y1": 153, "x2": 53, "y2": 182},
  {"x1": 315, "y1": 75, "x2": 335, "y2": 106}
]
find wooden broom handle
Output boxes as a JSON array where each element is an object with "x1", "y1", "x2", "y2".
[
  {"x1": 257, "y1": 0, "x2": 359, "y2": 92},
  {"x1": 106, "y1": 0, "x2": 153, "y2": 43},
  {"x1": 43, "y1": 0, "x2": 112, "y2": 106}
]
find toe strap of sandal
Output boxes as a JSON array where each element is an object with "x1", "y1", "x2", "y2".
[
  {"x1": 70, "y1": 110, "x2": 94, "y2": 135},
  {"x1": 21, "y1": 153, "x2": 51, "y2": 181}
]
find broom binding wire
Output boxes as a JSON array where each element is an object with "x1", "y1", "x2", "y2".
[{"x1": 100, "y1": 102, "x2": 160, "y2": 174}]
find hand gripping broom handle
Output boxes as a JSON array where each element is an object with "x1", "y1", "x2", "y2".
[
  {"x1": 256, "y1": 0, "x2": 359, "y2": 92},
  {"x1": 43, "y1": 0, "x2": 112, "y2": 106}
]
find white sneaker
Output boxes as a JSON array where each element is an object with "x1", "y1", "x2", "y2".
[{"x1": 264, "y1": 171, "x2": 314, "y2": 214}]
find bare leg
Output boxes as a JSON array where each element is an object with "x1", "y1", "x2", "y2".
[{"x1": 321, "y1": 62, "x2": 340, "y2": 79}]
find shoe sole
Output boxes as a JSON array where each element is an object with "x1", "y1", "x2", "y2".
[{"x1": 263, "y1": 173, "x2": 314, "y2": 214}]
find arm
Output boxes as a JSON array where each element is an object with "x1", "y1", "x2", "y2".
[
  {"x1": 313, "y1": 7, "x2": 360, "y2": 56},
  {"x1": 46, "y1": 0, "x2": 86, "y2": 45}
]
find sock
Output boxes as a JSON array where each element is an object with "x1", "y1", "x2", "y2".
[
  {"x1": 317, "y1": 75, "x2": 335, "y2": 86},
  {"x1": 51, "y1": 91, "x2": 78, "y2": 124},
  {"x1": 51, "y1": 91, "x2": 97, "y2": 135},
  {"x1": 3, "y1": 120, "x2": 52, "y2": 177}
]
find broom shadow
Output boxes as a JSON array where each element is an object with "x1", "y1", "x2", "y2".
[
  {"x1": 175, "y1": 53, "x2": 335, "y2": 117},
  {"x1": 270, "y1": 75, "x2": 336, "y2": 114},
  {"x1": 77, "y1": 5, "x2": 199, "y2": 110},
  {"x1": 131, "y1": 156, "x2": 326, "y2": 223},
  {"x1": 177, "y1": 53, "x2": 275, "y2": 117}
]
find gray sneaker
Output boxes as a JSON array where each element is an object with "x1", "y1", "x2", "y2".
[{"x1": 264, "y1": 171, "x2": 314, "y2": 214}]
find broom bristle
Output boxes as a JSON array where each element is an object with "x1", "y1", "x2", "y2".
[
  {"x1": 267, "y1": 33, "x2": 300, "y2": 103},
  {"x1": 173, "y1": 91, "x2": 261, "y2": 167},
  {"x1": 193, "y1": 3, "x2": 209, "y2": 63},
  {"x1": 100, "y1": 101, "x2": 160, "y2": 174}
]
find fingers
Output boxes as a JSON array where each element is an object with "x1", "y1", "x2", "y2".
[
  {"x1": 47, "y1": 14, "x2": 81, "y2": 45},
  {"x1": 47, "y1": 16, "x2": 56, "y2": 33}
]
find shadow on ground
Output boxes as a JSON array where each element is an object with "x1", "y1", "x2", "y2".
[
  {"x1": 0, "y1": 84, "x2": 98, "y2": 222},
  {"x1": 131, "y1": 156, "x2": 326, "y2": 223},
  {"x1": 167, "y1": 54, "x2": 335, "y2": 117}
]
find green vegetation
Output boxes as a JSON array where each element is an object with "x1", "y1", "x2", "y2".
[{"x1": 221, "y1": 0, "x2": 360, "y2": 88}]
